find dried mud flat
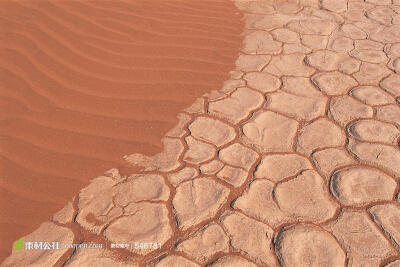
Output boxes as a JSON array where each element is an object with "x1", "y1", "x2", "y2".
[{"x1": 2, "y1": 0, "x2": 400, "y2": 266}]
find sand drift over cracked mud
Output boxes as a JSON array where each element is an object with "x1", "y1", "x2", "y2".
[
  {"x1": 0, "y1": 0, "x2": 243, "y2": 262},
  {"x1": 2, "y1": 0, "x2": 400, "y2": 266}
]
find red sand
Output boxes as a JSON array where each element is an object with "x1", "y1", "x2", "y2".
[{"x1": 0, "y1": 0, "x2": 243, "y2": 261}]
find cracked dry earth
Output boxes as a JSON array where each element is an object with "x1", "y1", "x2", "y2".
[{"x1": 3, "y1": 0, "x2": 400, "y2": 266}]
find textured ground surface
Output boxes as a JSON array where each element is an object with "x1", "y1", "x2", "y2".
[{"x1": 2, "y1": 0, "x2": 400, "y2": 266}]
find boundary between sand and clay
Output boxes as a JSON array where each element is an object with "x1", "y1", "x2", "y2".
[{"x1": 3, "y1": 0, "x2": 400, "y2": 266}]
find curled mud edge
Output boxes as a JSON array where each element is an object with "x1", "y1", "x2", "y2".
[{"x1": 3, "y1": 0, "x2": 400, "y2": 266}]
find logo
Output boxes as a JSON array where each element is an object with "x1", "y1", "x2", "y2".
[{"x1": 14, "y1": 238, "x2": 24, "y2": 251}]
